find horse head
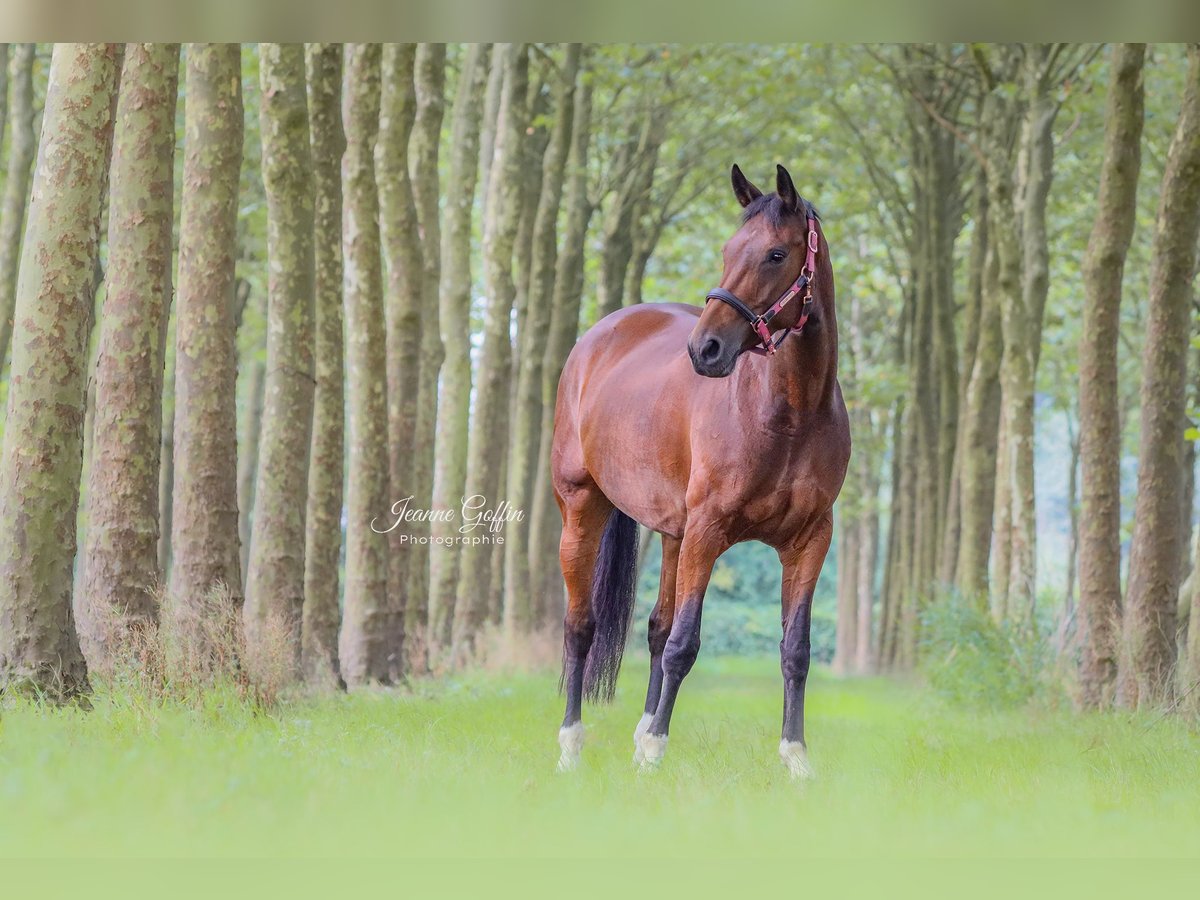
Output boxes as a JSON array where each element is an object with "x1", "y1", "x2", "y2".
[{"x1": 689, "y1": 164, "x2": 819, "y2": 377}]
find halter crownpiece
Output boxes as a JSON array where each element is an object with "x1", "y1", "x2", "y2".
[{"x1": 704, "y1": 211, "x2": 819, "y2": 356}]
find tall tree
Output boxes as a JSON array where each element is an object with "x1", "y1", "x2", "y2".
[
  {"x1": 955, "y1": 204, "x2": 1003, "y2": 600},
  {"x1": 452, "y1": 43, "x2": 529, "y2": 660},
  {"x1": 407, "y1": 43, "x2": 447, "y2": 661},
  {"x1": 158, "y1": 312, "x2": 176, "y2": 575},
  {"x1": 377, "y1": 42, "x2": 421, "y2": 676},
  {"x1": 595, "y1": 107, "x2": 663, "y2": 320},
  {"x1": 0, "y1": 43, "x2": 122, "y2": 698},
  {"x1": 504, "y1": 43, "x2": 580, "y2": 635},
  {"x1": 244, "y1": 43, "x2": 316, "y2": 666},
  {"x1": 339, "y1": 43, "x2": 393, "y2": 685},
  {"x1": 429, "y1": 43, "x2": 491, "y2": 648},
  {"x1": 236, "y1": 290, "x2": 265, "y2": 583},
  {"x1": 1119, "y1": 44, "x2": 1200, "y2": 710},
  {"x1": 530, "y1": 59, "x2": 593, "y2": 628},
  {"x1": 301, "y1": 42, "x2": 345, "y2": 686},
  {"x1": 77, "y1": 43, "x2": 179, "y2": 672},
  {"x1": 0, "y1": 43, "x2": 36, "y2": 375},
  {"x1": 168, "y1": 44, "x2": 244, "y2": 627},
  {"x1": 1077, "y1": 44, "x2": 1146, "y2": 709}
]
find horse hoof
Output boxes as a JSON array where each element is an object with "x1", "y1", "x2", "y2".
[
  {"x1": 636, "y1": 732, "x2": 668, "y2": 770},
  {"x1": 779, "y1": 740, "x2": 815, "y2": 780},
  {"x1": 557, "y1": 722, "x2": 584, "y2": 772},
  {"x1": 631, "y1": 713, "x2": 653, "y2": 763}
]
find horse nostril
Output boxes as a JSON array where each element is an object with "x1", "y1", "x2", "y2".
[{"x1": 700, "y1": 337, "x2": 723, "y2": 363}]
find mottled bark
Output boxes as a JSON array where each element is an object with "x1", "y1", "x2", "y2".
[
  {"x1": 855, "y1": 503, "x2": 880, "y2": 675},
  {"x1": 339, "y1": 44, "x2": 393, "y2": 685},
  {"x1": 168, "y1": 44, "x2": 244, "y2": 633},
  {"x1": 429, "y1": 43, "x2": 490, "y2": 650},
  {"x1": 504, "y1": 44, "x2": 580, "y2": 636},
  {"x1": 244, "y1": 43, "x2": 316, "y2": 669},
  {"x1": 377, "y1": 43, "x2": 421, "y2": 675},
  {"x1": 158, "y1": 312, "x2": 176, "y2": 575},
  {"x1": 0, "y1": 45, "x2": 9, "y2": 159},
  {"x1": 530, "y1": 65, "x2": 593, "y2": 630},
  {"x1": 452, "y1": 44, "x2": 528, "y2": 659},
  {"x1": 833, "y1": 511, "x2": 859, "y2": 676},
  {"x1": 1078, "y1": 44, "x2": 1145, "y2": 709},
  {"x1": 237, "y1": 367, "x2": 265, "y2": 579},
  {"x1": 956, "y1": 206, "x2": 1003, "y2": 601},
  {"x1": 0, "y1": 43, "x2": 122, "y2": 699},
  {"x1": 78, "y1": 43, "x2": 179, "y2": 673},
  {"x1": 477, "y1": 45, "x2": 504, "y2": 223},
  {"x1": 0, "y1": 44, "x2": 36, "y2": 375},
  {"x1": 301, "y1": 43, "x2": 345, "y2": 686},
  {"x1": 407, "y1": 43, "x2": 446, "y2": 662},
  {"x1": 1119, "y1": 45, "x2": 1200, "y2": 710},
  {"x1": 596, "y1": 114, "x2": 661, "y2": 321}
]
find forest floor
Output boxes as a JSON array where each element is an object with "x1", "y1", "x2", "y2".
[{"x1": 1, "y1": 655, "x2": 1198, "y2": 859}]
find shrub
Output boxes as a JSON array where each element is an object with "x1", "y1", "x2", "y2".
[{"x1": 918, "y1": 593, "x2": 1051, "y2": 709}]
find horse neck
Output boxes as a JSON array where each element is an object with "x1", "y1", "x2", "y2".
[{"x1": 768, "y1": 251, "x2": 838, "y2": 412}]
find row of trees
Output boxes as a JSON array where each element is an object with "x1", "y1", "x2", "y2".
[
  {"x1": 1, "y1": 43, "x2": 1198, "y2": 713},
  {"x1": 0, "y1": 43, "x2": 748, "y2": 697},
  {"x1": 827, "y1": 43, "x2": 1200, "y2": 711}
]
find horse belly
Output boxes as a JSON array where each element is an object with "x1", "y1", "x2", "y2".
[{"x1": 578, "y1": 378, "x2": 691, "y2": 537}]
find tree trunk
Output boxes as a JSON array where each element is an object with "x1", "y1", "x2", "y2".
[
  {"x1": 451, "y1": 43, "x2": 528, "y2": 661},
  {"x1": 855, "y1": 500, "x2": 879, "y2": 675},
  {"x1": 596, "y1": 110, "x2": 662, "y2": 321},
  {"x1": 530, "y1": 61, "x2": 593, "y2": 630},
  {"x1": 77, "y1": 43, "x2": 179, "y2": 673},
  {"x1": 245, "y1": 43, "x2": 316, "y2": 670},
  {"x1": 832, "y1": 510, "x2": 859, "y2": 675},
  {"x1": 477, "y1": 45, "x2": 504, "y2": 223},
  {"x1": 406, "y1": 43, "x2": 446, "y2": 663},
  {"x1": 1077, "y1": 43, "x2": 1145, "y2": 709},
  {"x1": 301, "y1": 42, "x2": 345, "y2": 687},
  {"x1": 956, "y1": 205, "x2": 1003, "y2": 602},
  {"x1": 377, "y1": 43, "x2": 421, "y2": 676},
  {"x1": 237, "y1": 340, "x2": 265, "y2": 585},
  {"x1": 939, "y1": 174, "x2": 988, "y2": 587},
  {"x1": 429, "y1": 43, "x2": 490, "y2": 651},
  {"x1": 339, "y1": 43, "x2": 393, "y2": 686},
  {"x1": 0, "y1": 43, "x2": 121, "y2": 699},
  {"x1": 1119, "y1": 45, "x2": 1200, "y2": 710},
  {"x1": 0, "y1": 44, "x2": 36, "y2": 375},
  {"x1": 168, "y1": 43, "x2": 244, "y2": 635},
  {"x1": 0, "y1": 44, "x2": 9, "y2": 163},
  {"x1": 504, "y1": 44, "x2": 580, "y2": 636},
  {"x1": 158, "y1": 311, "x2": 176, "y2": 575}
]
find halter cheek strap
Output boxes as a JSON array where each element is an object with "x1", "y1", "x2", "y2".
[{"x1": 704, "y1": 212, "x2": 819, "y2": 357}]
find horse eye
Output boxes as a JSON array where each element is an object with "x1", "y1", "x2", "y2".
[{"x1": 767, "y1": 250, "x2": 787, "y2": 263}]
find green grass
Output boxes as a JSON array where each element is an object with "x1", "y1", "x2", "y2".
[{"x1": 1, "y1": 654, "x2": 1198, "y2": 858}]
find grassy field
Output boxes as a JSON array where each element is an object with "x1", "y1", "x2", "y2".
[{"x1": 1, "y1": 654, "x2": 1198, "y2": 859}]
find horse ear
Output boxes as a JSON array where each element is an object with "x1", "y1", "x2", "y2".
[
  {"x1": 731, "y1": 164, "x2": 763, "y2": 208},
  {"x1": 776, "y1": 164, "x2": 800, "y2": 213}
]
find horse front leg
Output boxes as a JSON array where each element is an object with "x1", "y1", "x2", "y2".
[
  {"x1": 633, "y1": 534, "x2": 680, "y2": 763},
  {"x1": 637, "y1": 523, "x2": 726, "y2": 769},
  {"x1": 778, "y1": 514, "x2": 833, "y2": 779}
]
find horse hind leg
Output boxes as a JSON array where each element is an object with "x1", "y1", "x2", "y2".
[
  {"x1": 555, "y1": 480, "x2": 613, "y2": 771},
  {"x1": 634, "y1": 533, "x2": 679, "y2": 764}
]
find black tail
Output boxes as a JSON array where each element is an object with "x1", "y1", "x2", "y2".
[{"x1": 581, "y1": 509, "x2": 639, "y2": 703}]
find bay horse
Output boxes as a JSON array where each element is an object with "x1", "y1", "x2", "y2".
[{"x1": 551, "y1": 164, "x2": 850, "y2": 778}]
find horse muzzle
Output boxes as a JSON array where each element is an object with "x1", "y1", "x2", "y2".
[{"x1": 687, "y1": 329, "x2": 739, "y2": 378}]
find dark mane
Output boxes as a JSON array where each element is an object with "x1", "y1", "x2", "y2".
[{"x1": 741, "y1": 193, "x2": 820, "y2": 227}]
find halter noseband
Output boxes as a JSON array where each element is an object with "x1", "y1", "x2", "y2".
[{"x1": 704, "y1": 211, "x2": 819, "y2": 356}]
